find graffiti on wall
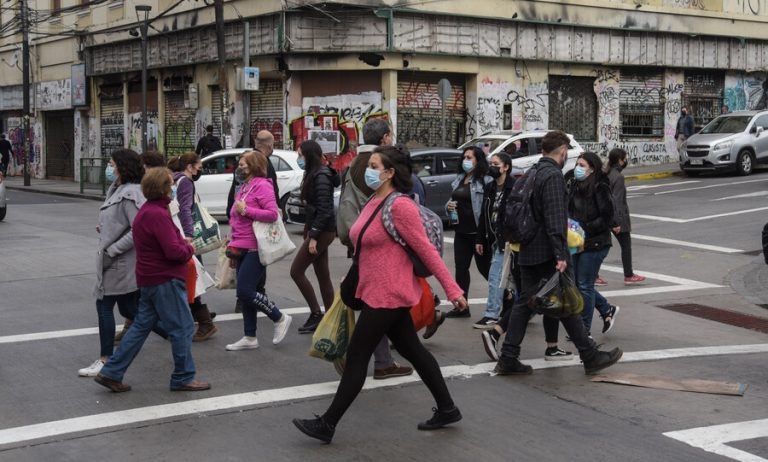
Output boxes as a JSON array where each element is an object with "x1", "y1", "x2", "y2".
[
  {"x1": 473, "y1": 78, "x2": 513, "y2": 137},
  {"x1": 36, "y1": 80, "x2": 72, "y2": 111},
  {"x1": 664, "y1": 70, "x2": 684, "y2": 160},
  {"x1": 127, "y1": 111, "x2": 160, "y2": 154},
  {"x1": 6, "y1": 119, "x2": 42, "y2": 177},
  {"x1": 724, "y1": 0, "x2": 767, "y2": 16},
  {"x1": 665, "y1": 0, "x2": 707, "y2": 10},
  {"x1": 469, "y1": 77, "x2": 549, "y2": 139},
  {"x1": 724, "y1": 72, "x2": 768, "y2": 112}
]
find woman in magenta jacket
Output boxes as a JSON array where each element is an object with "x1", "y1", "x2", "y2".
[
  {"x1": 225, "y1": 151, "x2": 292, "y2": 351},
  {"x1": 293, "y1": 145, "x2": 469, "y2": 444}
]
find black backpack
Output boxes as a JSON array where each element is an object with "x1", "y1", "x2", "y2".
[{"x1": 504, "y1": 165, "x2": 539, "y2": 244}]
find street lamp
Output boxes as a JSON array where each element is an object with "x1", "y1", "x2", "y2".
[{"x1": 135, "y1": 4, "x2": 151, "y2": 153}]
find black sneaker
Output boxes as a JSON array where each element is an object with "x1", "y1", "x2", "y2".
[
  {"x1": 601, "y1": 305, "x2": 620, "y2": 334},
  {"x1": 445, "y1": 307, "x2": 470, "y2": 318},
  {"x1": 423, "y1": 310, "x2": 446, "y2": 340},
  {"x1": 417, "y1": 406, "x2": 462, "y2": 430},
  {"x1": 292, "y1": 415, "x2": 335, "y2": 443},
  {"x1": 481, "y1": 330, "x2": 500, "y2": 361},
  {"x1": 544, "y1": 346, "x2": 573, "y2": 361},
  {"x1": 493, "y1": 356, "x2": 533, "y2": 375},
  {"x1": 472, "y1": 316, "x2": 498, "y2": 329},
  {"x1": 583, "y1": 347, "x2": 623, "y2": 375},
  {"x1": 298, "y1": 312, "x2": 323, "y2": 334}
]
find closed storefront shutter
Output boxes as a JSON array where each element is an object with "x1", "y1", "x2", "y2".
[
  {"x1": 165, "y1": 91, "x2": 196, "y2": 156},
  {"x1": 683, "y1": 72, "x2": 724, "y2": 132},
  {"x1": 45, "y1": 110, "x2": 74, "y2": 179},
  {"x1": 549, "y1": 76, "x2": 598, "y2": 141},
  {"x1": 211, "y1": 87, "x2": 222, "y2": 139},
  {"x1": 619, "y1": 71, "x2": 665, "y2": 138},
  {"x1": 249, "y1": 79, "x2": 284, "y2": 147},
  {"x1": 100, "y1": 86, "x2": 124, "y2": 156},
  {"x1": 397, "y1": 73, "x2": 466, "y2": 148}
]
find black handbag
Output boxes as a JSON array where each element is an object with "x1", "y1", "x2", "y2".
[{"x1": 340, "y1": 197, "x2": 389, "y2": 310}]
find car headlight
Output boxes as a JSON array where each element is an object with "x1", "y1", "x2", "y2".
[{"x1": 713, "y1": 140, "x2": 734, "y2": 151}]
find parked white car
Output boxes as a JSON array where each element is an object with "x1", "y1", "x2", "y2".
[
  {"x1": 459, "y1": 130, "x2": 583, "y2": 173},
  {"x1": 196, "y1": 148, "x2": 303, "y2": 218}
]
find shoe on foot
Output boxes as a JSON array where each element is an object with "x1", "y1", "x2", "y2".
[
  {"x1": 544, "y1": 346, "x2": 573, "y2": 361},
  {"x1": 472, "y1": 316, "x2": 498, "y2": 329},
  {"x1": 298, "y1": 312, "x2": 323, "y2": 334},
  {"x1": 583, "y1": 347, "x2": 623, "y2": 375},
  {"x1": 417, "y1": 406, "x2": 462, "y2": 430},
  {"x1": 94, "y1": 373, "x2": 131, "y2": 392},
  {"x1": 273, "y1": 314, "x2": 292, "y2": 345},
  {"x1": 374, "y1": 362, "x2": 413, "y2": 380},
  {"x1": 445, "y1": 307, "x2": 470, "y2": 318},
  {"x1": 78, "y1": 359, "x2": 105, "y2": 377},
  {"x1": 493, "y1": 356, "x2": 533, "y2": 375},
  {"x1": 481, "y1": 330, "x2": 500, "y2": 361},
  {"x1": 601, "y1": 305, "x2": 621, "y2": 334},
  {"x1": 423, "y1": 310, "x2": 446, "y2": 340},
  {"x1": 114, "y1": 319, "x2": 133, "y2": 344},
  {"x1": 171, "y1": 379, "x2": 211, "y2": 391},
  {"x1": 193, "y1": 323, "x2": 218, "y2": 342},
  {"x1": 595, "y1": 276, "x2": 608, "y2": 287},
  {"x1": 624, "y1": 274, "x2": 646, "y2": 285},
  {"x1": 225, "y1": 336, "x2": 259, "y2": 351},
  {"x1": 293, "y1": 415, "x2": 335, "y2": 444}
]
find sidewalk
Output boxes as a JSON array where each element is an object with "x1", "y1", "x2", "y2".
[{"x1": 3, "y1": 163, "x2": 683, "y2": 200}]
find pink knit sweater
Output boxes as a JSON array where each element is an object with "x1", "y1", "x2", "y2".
[{"x1": 350, "y1": 195, "x2": 463, "y2": 309}]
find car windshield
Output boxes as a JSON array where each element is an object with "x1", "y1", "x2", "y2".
[
  {"x1": 700, "y1": 116, "x2": 752, "y2": 134},
  {"x1": 459, "y1": 137, "x2": 507, "y2": 152}
]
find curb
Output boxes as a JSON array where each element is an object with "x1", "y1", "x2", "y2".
[
  {"x1": 5, "y1": 185, "x2": 105, "y2": 201},
  {"x1": 624, "y1": 171, "x2": 682, "y2": 182}
]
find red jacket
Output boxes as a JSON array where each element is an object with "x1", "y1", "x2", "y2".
[{"x1": 133, "y1": 198, "x2": 194, "y2": 287}]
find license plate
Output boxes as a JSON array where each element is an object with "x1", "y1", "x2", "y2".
[{"x1": 690, "y1": 159, "x2": 703, "y2": 165}]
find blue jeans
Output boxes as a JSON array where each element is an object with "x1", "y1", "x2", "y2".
[
  {"x1": 573, "y1": 247, "x2": 610, "y2": 333},
  {"x1": 483, "y1": 246, "x2": 505, "y2": 319},
  {"x1": 594, "y1": 290, "x2": 611, "y2": 318},
  {"x1": 100, "y1": 279, "x2": 196, "y2": 389},
  {"x1": 96, "y1": 292, "x2": 168, "y2": 358},
  {"x1": 236, "y1": 251, "x2": 282, "y2": 336}
]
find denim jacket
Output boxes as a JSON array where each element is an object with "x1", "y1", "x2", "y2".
[{"x1": 448, "y1": 173, "x2": 493, "y2": 227}]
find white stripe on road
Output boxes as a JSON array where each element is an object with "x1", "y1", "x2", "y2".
[
  {"x1": 0, "y1": 343, "x2": 766, "y2": 448},
  {"x1": 711, "y1": 191, "x2": 768, "y2": 201},
  {"x1": 631, "y1": 234, "x2": 745, "y2": 254},
  {"x1": 632, "y1": 206, "x2": 768, "y2": 223},
  {"x1": 600, "y1": 264, "x2": 720, "y2": 289},
  {"x1": 664, "y1": 418, "x2": 768, "y2": 462},
  {"x1": 653, "y1": 178, "x2": 768, "y2": 196},
  {"x1": 626, "y1": 180, "x2": 700, "y2": 191}
]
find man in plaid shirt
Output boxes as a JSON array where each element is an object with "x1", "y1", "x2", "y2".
[{"x1": 494, "y1": 130, "x2": 624, "y2": 376}]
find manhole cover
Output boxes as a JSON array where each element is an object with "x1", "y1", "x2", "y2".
[{"x1": 658, "y1": 303, "x2": 768, "y2": 334}]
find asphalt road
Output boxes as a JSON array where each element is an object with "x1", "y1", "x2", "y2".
[{"x1": 0, "y1": 171, "x2": 767, "y2": 462}]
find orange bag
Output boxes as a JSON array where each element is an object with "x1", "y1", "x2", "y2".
[
  {"x1": 411, "y1": 277, "x2": 436, "y2": 332},
  {"x1": 185, "y1": 259, "x2": 197, "y2": 304}
]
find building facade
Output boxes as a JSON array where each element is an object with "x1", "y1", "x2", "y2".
[{"x1": 2, "y1": 0, "x2": 768, "y2": 180}]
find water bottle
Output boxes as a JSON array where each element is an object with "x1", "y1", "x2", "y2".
[{"x1": 449, "y1": 208, "x2": 459, "y2": 225}]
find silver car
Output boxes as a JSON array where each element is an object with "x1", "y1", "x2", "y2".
[{"x1": 680, "y1": 110, "x2": 768, "y2": 176}]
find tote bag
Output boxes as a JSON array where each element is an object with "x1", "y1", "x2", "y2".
[{"x1": 253, "y1": 212, "x2": 296, "y2": 265}]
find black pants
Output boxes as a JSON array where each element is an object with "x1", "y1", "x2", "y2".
[
  {"x1": 290, "y1": 230, "x2": 336, "y2": 314},
  {"x1": 615, "y1": 232, "x2": 634, "y2": 277},
  {"x1": 322, "y1": 306, "x2": 454, "y2": 426},
  {"x1": 453, "y1": 232, "x2": 490, "y2": 299},
  {"x1": 500, "y1": 260, "x2": 597, "y2": 359}
]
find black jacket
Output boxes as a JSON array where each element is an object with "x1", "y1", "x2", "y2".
[
  {"x1": 305, "y1": 166, "x2": 340, "y2": 238},
  {"x1": 476, "y1": 175, "x2": 515, "y2": 249},
  {"x1": 519, "y1": 157, "x2": 569, "y2": 266},
  {"x1": 566, "y1": 172, "x2": 616, "y2": 251},
  {"x1": 195, "y1": 134, "x2": 222, "y2": 157}
]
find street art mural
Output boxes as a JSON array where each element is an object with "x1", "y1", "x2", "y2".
[
  {"x1": 724, "y1": 72, "x2": 767, "y2": 112},
  {"x1": 6, "y1": 118, "x2": 43, "y2": 177}
]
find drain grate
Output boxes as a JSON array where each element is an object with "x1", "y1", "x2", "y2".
[{"x1": 658, "y1": 303, "x2": 768, "y2": 334}]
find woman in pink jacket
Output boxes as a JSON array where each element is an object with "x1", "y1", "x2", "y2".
[
  {"x1": 225, "y1": 151, "x2": 292, "y2": 351},
  {"x1": 293, "y1": 145, "x2": 468, "y2": 444}
]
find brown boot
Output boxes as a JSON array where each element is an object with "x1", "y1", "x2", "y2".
[
  {"x1": 114, "y1": 318, "x2": 133, "y2": 344},
  {"x1": 191, "y1": 303, "x2": 218, "y2": 342}
]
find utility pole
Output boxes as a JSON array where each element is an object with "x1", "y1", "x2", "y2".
[
  {"x1": 21, "y1": 0, "x2": 31, "y2": 186},
  {"x1": 136, "y1": 5, "x2": 151, "y2": 153},
  {"x1": 242, "y1": 21, "x2": 250, "y2": 149},
  {"x1": 215, "y1": 0, "x2": 229, "y2": 147}
]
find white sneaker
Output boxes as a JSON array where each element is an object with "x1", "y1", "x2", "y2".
[
  {"x1": 273, "y1": 314, "x2": 292, "y2": 345},
  {"x1": 225, "y1": 336, "x2": 259, "y2": 351},
  {"x1": 78, "y1": 359, "x2": 104, "y2": 377}
]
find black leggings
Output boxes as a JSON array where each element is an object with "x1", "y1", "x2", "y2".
[
  {"x1": 290, "y1": 230, "x2": 336, "y2": 314},
  {"x1": 615, "y1": 232, "x2": 634, "y2": 277},
  {"x1": 322, "y1": 306, "x2": 454, "y2": 426},
  {"x1": 453, "y1": 232, "x2": 490, "y2": 299}
]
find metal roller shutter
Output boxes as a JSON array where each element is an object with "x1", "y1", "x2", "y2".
[
  {"x1": 683, "y1": 72, "x2": 724, "y2": 131},
  {"x1": 249, "y1": 79, "x2": 284, "y2": 147},
  {"x1": 397, "y1": 73, "x2": 466, "y2": 148},
  {"x1": 211, "y1": 87, "x2": 222, "y2": 139},
  {"x1": 619, "y1": 71, "x2": 665, "y2": 138},
  {"x1": 549, "y1": 76, "x2": 598, "y2": 141},
  {"x1": 100, "y1": 87, "x2": 124, "y2": 156},
  {"x1": 164, "y1": 91, "x2": 197, "y2": 156}
]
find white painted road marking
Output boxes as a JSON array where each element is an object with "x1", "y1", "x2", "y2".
[
  {"x1": 665, "y1": 418, "x2": 768, "y2": 462},
  {"x1": 712, "y1": 191, "x2": 768, "y2": 201},
  {"x1": 0, "y1": 343, "x2": 766, "y2": 449},
  {"x1": 631, "y1": 234, "x2": 745, "y2": 254},
  {"x1": 627, "y1": 180, "x2": 700, "y2": 191},
  {"x1": 632, "y1": 206, "x2": 768, "y2": 223},
  {"x1": 653, "y1": 178, "x2": 768, "y2": 196}
]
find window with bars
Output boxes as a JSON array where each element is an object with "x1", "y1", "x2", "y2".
[
  {"x1": 549, "y1": 76, "x2": 598, "y2": 141},
  {"x1": 683, "y1": 72, "x2": 724, "y2": 132},
  {"x1": 620, "y1": 71, "x2": 665, "y2": 139}
]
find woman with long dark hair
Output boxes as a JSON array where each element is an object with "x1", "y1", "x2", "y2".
[
  {"x1": 445, "y1": 146, "x2": 492, "y2": 318},
  {"x1": 606, "y1": 148, "x2": 645, "y2": 285},
  {"x1": 292, "y1": 140, "x2": 340, "y2": 334},
  {"x1": 292, "y1": 145, "x2": 468, "y2": 444}
]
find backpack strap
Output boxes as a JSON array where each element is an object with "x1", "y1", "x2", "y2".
[
  {"x1": 353, "y1": 194, "x2": 391, "y2": 263},
  {"x1": 381, "y1": 192, "x2": 408, "y2": 247}
]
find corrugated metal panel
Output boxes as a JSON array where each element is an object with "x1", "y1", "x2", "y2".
[
  {"x1": 249, "y1": 79, "x2": 284, "y2": 148},
  {"x1": 549, "y1": 76, "x2": 597, "y2": 141},
  {"x1": 100, "y1": 89, "x2": 124, "y2": 156},
  {"x1": 211, "y1": 87, "x2": 222, "y2": 139},
  {"x1": 164, "y1": 91, "x2": 196, "y2": 156},
  {"x1": 397, "y1": 73, "x2": 465, "y2": 148},
  {"x1": 619, "y1": 71, "x2": 665, "y2": 138}
]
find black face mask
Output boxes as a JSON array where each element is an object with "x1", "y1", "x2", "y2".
[
  {"x1": 488, "y1": 166, "x2": 502, "y2": 179},
  {"x1": 191, "y1": 171, "x2": 202, "y2": 182},
  {"x1": 681, "y1": 110, "x2": 687, "y2": 116},
  {"x1": 617, "y1": 163, "x2": 626, "y2": 172},
  {"x1": 235, "y1": 167, "x2": 247, "y2": 184}
]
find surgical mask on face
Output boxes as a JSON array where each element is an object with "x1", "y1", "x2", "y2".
[
  {"x1": 170, "y1": 185, "x2": 177, "y2": 201},
  {"x1": 191, "y1": 171, "x2": 202, "y2": 182},
  {"x1": 235, "y1": 167, "x2": 247, "y2": 184},
  {"x1": 297, "y1": 158, "x2": 306, "y2": 169},
  {"x1": 488, "y1": 166, "x2": 502, "y2": 179},
  {"x1": 574, "y1": 165, "x2": 590, "y2": 181},
  {"x1": 462, "y1": 159, "x2": 474, "y2": 173},
  {"x1": 105, "y1": 164, "x2": 116, "y2": 182},
  {"x1": 364, "y1": 167, "x2": 383, "y2": 190}
]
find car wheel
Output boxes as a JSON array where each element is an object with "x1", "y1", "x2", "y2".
[
  {"x1": 0, "y1": 207, "x2": 5, "y2": 221},
  {"x1": 736, "y1": 150, "x2": 754, "y2": 176},
  {"x1": 279, "y1": 194, "x2": 289, "y2": 222}
]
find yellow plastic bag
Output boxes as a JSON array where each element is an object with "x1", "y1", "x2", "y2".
[{"x1": 309, "y1": 292, "x2": 356, "y2": 362}]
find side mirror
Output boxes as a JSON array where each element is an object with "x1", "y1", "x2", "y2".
[
  {"x1": 757, "y1": 127, "x2": 764, "y2": 137},
  {"x1": 750, "y1": 125, "x2": 758, "y2": 134}
]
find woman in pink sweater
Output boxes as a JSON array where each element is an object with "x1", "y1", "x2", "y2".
[
  {"x1": 225, "y1": 151, "x2": 292, "y2": 351},
  {"x1": 293, "y1": 145, "x2": 468, "y2": 444}
]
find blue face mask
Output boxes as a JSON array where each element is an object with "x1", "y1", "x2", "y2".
[
  {"x1": 574, "y1": 165, "x2": 590, "y2": 181},
  {"x1": 462, "y1": 159, "x2": 474, "y2": 173},
  {"x1": 105, "y1": 164, "x2": 116, "y2": 182},
  {"x1": 364, "y1": 167, "x2": 383, "y2": 190},
  {"x1": 170, "y1": 185, "x2": 177, "y2": 201},
  {"x1": 297, "y1": 158, "x2": 306, "y2": 169}
]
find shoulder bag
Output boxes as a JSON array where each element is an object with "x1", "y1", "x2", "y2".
[{"x1": 240, "y1": 179, "x2": 296, "y2": 265}]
